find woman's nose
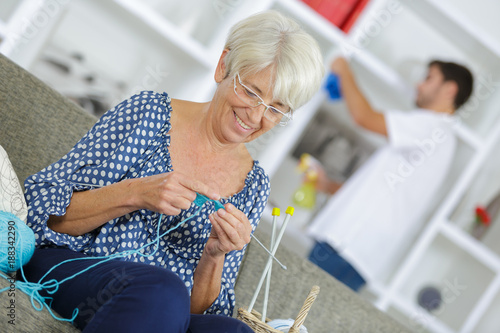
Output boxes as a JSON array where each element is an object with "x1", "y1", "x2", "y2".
[{"x1": 246, "y1": 104, "x2": 268, "y2": 123}]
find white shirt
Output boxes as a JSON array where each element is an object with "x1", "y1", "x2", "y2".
[{"x1": 307, "y1": 109, "x2": 456, "y2": 282}]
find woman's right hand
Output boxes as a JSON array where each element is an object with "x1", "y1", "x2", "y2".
[
  {"x1": 130, "y1": 171, "x2": 220, "y2": 216},
  {"x1": 48, "y1": 171, "x2": 218, "y2": 236}
]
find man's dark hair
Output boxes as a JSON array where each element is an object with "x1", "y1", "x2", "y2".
[{"x1": 429, "y1": 60, "x2": 474, "y2": 110}]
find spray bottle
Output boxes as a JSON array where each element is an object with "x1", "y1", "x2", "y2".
[{"x1": 293, "y1": 153, "x2": 320, "y2": 209}]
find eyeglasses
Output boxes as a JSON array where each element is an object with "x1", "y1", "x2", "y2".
[{"x1": 233, "y1": 73, "x2": 292, "y2": 126}]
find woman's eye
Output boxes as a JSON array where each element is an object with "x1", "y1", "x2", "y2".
[
  {"x1": 244, "y1": 88, "x2": 258, "y2": 98},
  {"x1": 269, "y1": 107, "x2": 281, "y2": 115}
]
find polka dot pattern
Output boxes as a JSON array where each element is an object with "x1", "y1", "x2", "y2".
[{"x1": 24, "y1": 91, "x2": 271, "y2": 316}]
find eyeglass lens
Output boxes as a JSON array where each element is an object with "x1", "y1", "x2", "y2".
[{"x1": 234, "y1": 74, "x2": 290, "y2": 125}]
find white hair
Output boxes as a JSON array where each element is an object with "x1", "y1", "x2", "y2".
[{"x1": 223, "y1": 10, "x2": 324, "y2": 111}]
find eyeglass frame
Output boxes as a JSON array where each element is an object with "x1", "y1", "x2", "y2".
[{"x1": 233, "y1": 73, "x2": 293, "y2": 126}]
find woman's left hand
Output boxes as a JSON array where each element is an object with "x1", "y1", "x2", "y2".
[{"x1": 206, "y1": 204, "x2": 252, "y2": 258}]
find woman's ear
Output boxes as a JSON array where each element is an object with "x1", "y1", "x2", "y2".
[{"x1": 214, "y1": 49, "x2": 230, "y2": 83}]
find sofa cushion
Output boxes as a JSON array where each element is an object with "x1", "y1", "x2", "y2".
[
  {"x1": 0, "y1": 53, "x2": 97, "y2": 186},
  {"x1": 0, "y1": 277, "x2": 80, "y2": 333},
  {"x1": 234, "y1": 226, "x2": 412, "y2": 333}
]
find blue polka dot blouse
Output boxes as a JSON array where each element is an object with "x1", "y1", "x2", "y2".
[{"x1": 24, "y1": 91, "x2": 271, "y2": 316}]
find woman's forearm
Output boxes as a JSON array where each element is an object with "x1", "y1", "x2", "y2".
[
  {"x1": 190, "y1": 252, "x2": 225, "y2": 314},
  {"x1": 47, "y1": 179, "x2": 138, "y2": 236}
]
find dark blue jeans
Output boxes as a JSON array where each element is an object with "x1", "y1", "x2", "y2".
[
  {"x1": 309, "y1": 242, "x2": 366, "y2": 292},
  {"x1": 21, "y1": 248, "x2": 252, "y2": 333}
]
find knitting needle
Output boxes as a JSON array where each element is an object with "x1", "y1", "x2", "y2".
[
  {"x1": 248, "y1": 206, "x2": 294, "y2": 313},
  {"x1": 250, "y1": 233, "x2": 287, "y2": 270},
  {"x1": 192, "y1": 193, "x2": 286, "y2": 269},
  {"x1": 262, "y1": 207, "x2": 279, "y2": 321},
  {"x1": 69, "y1": 184, "x2": 286, "y2": 267}
]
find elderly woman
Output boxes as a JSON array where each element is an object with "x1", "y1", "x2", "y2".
[{"x1": 23, "y1": 10, "x2": 324, "y2": 333}]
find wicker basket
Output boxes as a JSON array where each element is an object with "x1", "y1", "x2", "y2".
[{"x1": 238, "y1": 285, "x2": 320, "y2": 333}]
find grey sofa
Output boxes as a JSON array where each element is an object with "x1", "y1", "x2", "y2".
[{"x1": 0, "y1": 53, "x2": 412, "y2": 333}]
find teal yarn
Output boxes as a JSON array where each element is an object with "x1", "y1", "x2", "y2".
[
  {"x1": 0, "y1": 211, "x2": 35, "y2": 273},
  {"x1": 0, "y1": 193, "x2": 224, "y2": 323},
  {"x1": 194, "y1": 193, "x2": 225, "y2": 210}
]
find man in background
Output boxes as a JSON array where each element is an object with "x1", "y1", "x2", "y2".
[{"x1": 307, "y1": 57, "x2": 474, "y2": 291}]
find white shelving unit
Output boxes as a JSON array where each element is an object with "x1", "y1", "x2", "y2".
[{"x1": 2, "y1": 0, "x2": 500, "y2": 332}]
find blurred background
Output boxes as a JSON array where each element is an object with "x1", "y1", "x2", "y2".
[{"x1": 2, "y1": 1, "x2": 500, "y2": 332}]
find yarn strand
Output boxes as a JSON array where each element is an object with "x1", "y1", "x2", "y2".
[{"x1": 0, "y1": 200, "x2": 205, "y2": 323}]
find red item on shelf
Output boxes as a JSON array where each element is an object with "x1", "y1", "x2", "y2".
[
  {"x1": 302, "y1": 0, "x2": 360, "y2": 28},
  {"x1": 302, "y1": 0, "x2": 323, "y2": 10},
  {"x1": 341, "y1": 0, "x2": 370, "y2": 33},
  {"x1": 475, "y1": 205, "x2": 491, "y2": 226}
]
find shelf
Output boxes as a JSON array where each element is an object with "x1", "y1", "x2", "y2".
[
  {"x1": 386, "y1": 305, "x2": 429, "y2": 333},
  {"x1": 344, "y1": 0, "x2": 392, "y2": 41},
  {"x1": 138, "y1": 0, "x2": 274, "y2": 54},
  {"x1": 396, "y1": 233, "x2": 496, "y2": 332},
  {"x1": 461, "y1": 83, "x2": 500, "y2": 140},
  {"x1": 350, "y1": 1, "x2": 472, "y2": 71},
  {"x1": 450, "y1": 165, "x2": 500, "y2": 257},
  {"x1": 385, "y1": 120, "x2": 500, "y2": 308},
  {"x1": 390, "y1": 296, "x2": 455, "y2": 333},
  {"x1": 398, "y1": 0, "x2": 500, "y2": 138},
  {"x1": 450, "y1": 122, "x2": 482, "y2": 151},
  {"x1": 0, "y1": 20, "x2": 6, "y2": 40},
  {"x1": 0, "y1": 0, "x2": 66, "y2": 68},
  {"x1": 350, "y1": 50, "x2": 414, "y2": 106},
  {"x1": 389, "y1": 256, "x2": 500, "y2": 333},
  {"x1": 26, "y1": 0, "x2": 218, "y2": 112},
  {"x1": 468, "y1": 276, "x2": 500, "y2": 333},
  {"x1": 440, "y1": 222, "x2": 500, "y2": 273},
  {"x1": 345, "y1": 0, "x2": 500, "y2": 137},
  {"x1": 449, "y1": 120, "x2": 500, "y2": 242},
  {"x1": 435, "y1": 119, "x2": 500, "y2": 228},
  {"x1": 482, "y1": 217, "x2": 500, "y2": 260},
  {"x1": 114, "y1": 0, "x2": 214, "y2": 69},
  {"x1": 4, "y1": 1, "x2": 500, "y2": 331},
  {"x1": 402, "y1": 0, "x2": 500, "y2": 68},
  {"x1": 275, "y1": 0, "x2": 346, "y2": 51},
  {"x1": 0, "y1": 0, "x2": 20, "y2": 22},
  {"x1": 279, "y1": 0, "x2": 415, "y2": 106},
  {"x1": 436, "y1": 0, "x2": 500, "y2": 56}
]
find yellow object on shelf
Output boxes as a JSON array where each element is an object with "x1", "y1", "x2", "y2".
[
  {"x1": 293, "y1": 169, "x2": 317, "y2": 210},
  {"x1": 293, "y1": 153, "x2": 321, "y2": 209},
  {"x1": 293, "y1": 180, "x2": 316, "y2": 209}
]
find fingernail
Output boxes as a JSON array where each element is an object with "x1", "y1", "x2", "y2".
[{"x1": 217, "y1": 209, "x2": 226, "y2": 217}]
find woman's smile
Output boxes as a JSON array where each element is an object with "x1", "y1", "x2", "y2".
[{"x1": 233, "y1": 111, "x2": 253, "y2": 131}]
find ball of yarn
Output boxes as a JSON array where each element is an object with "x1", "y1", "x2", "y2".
[
  {"x1": 0, "y1": 211, "x2": 36, "y2": 273},
  {"x1": 267, "y1": 318, "x2": 308, "y2": 333}
]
